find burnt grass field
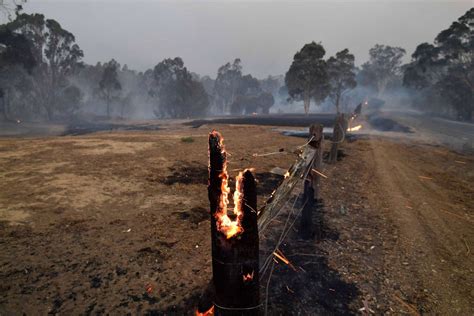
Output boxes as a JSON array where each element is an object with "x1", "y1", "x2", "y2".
[{"x1": 0, "y1": 122, "x2": 473, "y2": 315}]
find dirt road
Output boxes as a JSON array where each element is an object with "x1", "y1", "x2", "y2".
[
  {"x1": 369, "y1": 139, "x2": 474, "y2": 314},
  {"x1": 0, "y1": 123, "x2": 472, "y2": 314}
]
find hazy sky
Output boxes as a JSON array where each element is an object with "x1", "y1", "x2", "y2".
[{"x1": 16, "y1": 0, "x2": 473, "y2": 78}]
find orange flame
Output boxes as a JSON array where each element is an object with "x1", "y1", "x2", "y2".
[
  {"x1": 195, "y1": 305, "x2": 214, "y2": 316},
  {"x1": 348, "y1": 124, "x2": 362, "y2": 132},
  {"x1": 210, "y1": 130, "x2": 245, "y2": 239},
  {"x1": 243, "y1": 271, "x2": 254, "y2": 282}
]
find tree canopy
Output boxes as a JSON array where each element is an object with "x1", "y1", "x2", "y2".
[
  {"x1": 285, "y1": 42, "x2": 329, "y2": 114},
  {"x1": 98, "y1": 59, "x2": 122, "y2": 118},
  {"x1": 213, "y1": 58, "x2": 242, "y2": 113},
  {"x1": 404, "y1": 8, "x2": 473, "y2": 120},
  {"x1": 327, "y1": 49, "x2": 357, "y2": 113},
  {"x1": 152, "y1": 57, "x2": 209, "y2": 118},
  {"x1": 1, "y1": 13, "x2": 83, "y2": 120},
  {"x1": 359, "y1": 44, "x2": 406, "y2": 95}
]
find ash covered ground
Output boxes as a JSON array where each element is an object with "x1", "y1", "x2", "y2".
[{"x1": 0, "y1": 120, "x2": 473, "y2": 315}]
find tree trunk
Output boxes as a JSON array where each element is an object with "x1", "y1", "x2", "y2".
[
  {"x1": 46, "y1": 108, "x2": 53, "y2": 121},
  {"x1": 0, "y1": 98, "x2": 7, "y2": 121},
  {"x1": 335, "y1": 92, "x2": 340, "y2": 114},
  {"x1": 1, "y1": 89, "x2": 9, "y2": 121},
  {"x1": 304, "y1": 92, "x2": 310, "y2": 115}
]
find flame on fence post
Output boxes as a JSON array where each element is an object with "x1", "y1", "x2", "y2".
[{"x1": 206, "y1": 130, "x2": 260, "y2": 315}]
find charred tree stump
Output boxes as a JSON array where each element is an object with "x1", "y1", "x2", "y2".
[
  {"x1": 208, "y1": 131, "x2": 260, "y2": 315},
  {"x1": 330, "y1": 113, "x2": 346, "y2": 163}
]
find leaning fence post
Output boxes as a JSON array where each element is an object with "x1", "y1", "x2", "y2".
[{"x1": 208, "y1": 131, "x2": 260, "y2": 316}]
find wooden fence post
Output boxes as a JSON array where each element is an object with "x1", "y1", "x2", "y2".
[
  {"x1": 308, "y1": 124, "x2": 324, "y2": 201},
  {"x1": 208, "y1": 131, "x2": 260, "y2": 315},
  {"x1": 300, "y1": 124, "x2": 324, "y2": 239},
  {"x1": 330, "y1": 113, "x2": 346, "y2": 163}
]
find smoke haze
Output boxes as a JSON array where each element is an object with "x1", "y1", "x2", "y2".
[{"x1": 19, "y1": 0, "x2": 472, "y2": 78}]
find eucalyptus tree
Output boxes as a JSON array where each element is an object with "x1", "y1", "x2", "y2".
[
  {"x1": 327, "y1": 49, "x2": 357, "y2": 113},
  {"x1": 285, "y1": 42, "x2": 329, "y2": 114}
]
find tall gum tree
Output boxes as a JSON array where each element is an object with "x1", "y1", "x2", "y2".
[
  {"x1": 5, "y1": 13, "x2": 83, "y2": 120},
  {"x1": 285, "y1": 42, "x2": 329, "y2": 115},
  {"x1": 327, "y1": 49, "x2": 357, "y2": 113}
]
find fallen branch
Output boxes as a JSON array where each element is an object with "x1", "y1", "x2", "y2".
[
  {"x1": 418, "y1": 175, "x2": 433, "y2": 180},
  {"x1": 439, "y1": 209, "x2": 474, "y2": 224},
  {"x1": 462, "y1": 237, "x2": 470, "y2": 256},
  {"x1": 252, "y1": 151, "x2": 286, "y2": 157},
  {"x1": 311, "y1": 168, "x2": 328, "y2": 179}
]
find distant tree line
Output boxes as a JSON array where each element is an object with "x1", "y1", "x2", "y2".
[
  {"x1": 0, "y1": 7, "x2": 472, "y2": 122},
  {"x1": 284, "y1": 8, "x2": 472, "y2": 120}
]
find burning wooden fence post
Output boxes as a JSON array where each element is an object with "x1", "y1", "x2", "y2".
[
  {"x1": 208, "y1": 131, "x2": 260, "y2": 315},
  {"x1": 330, "y1": 113, "x2": 347, "y2": 164}
]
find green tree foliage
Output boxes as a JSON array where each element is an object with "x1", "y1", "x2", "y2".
[
  {"x1": 0, "y1": 29, "x2": 35, "y2": 72},
  {"x1": 260, "y1": 75, "x2": 283, "y2": 96},
  {"x1": 99, "y1": 59, "x2": 122, "y2": 118},
  {"x1": 359, "y1": 44, "x2": 406, "y2": 95},
  {"x1": 285, "y1": 42, "x2": 329, "y2": 114},
  {"x1": 0, "y1": 26, "x2": 36, "y2": 120},
  {"x1": 3, "y1": 13, "x2": 83, "y2": 120},
  {"x1": 404, "y1": 8, "x2": 473, "y2": 121},
  {"x1": 214, "y1": 58, "x2": 242, "y2": 113},
  {"x1": 237, "y1": 74, "x2": 261, "y2": 96},
  {"x1": 327, "y1": 49, "x2": 357, "y2": 113},
  {"x1": 230, "y1": 92, "x2": 274, "y2": 115},
  {"x1": 152, "y1": 57, "x2": 209, "y2": 118}
]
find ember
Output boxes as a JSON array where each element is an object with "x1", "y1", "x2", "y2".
[
  {"x1": 195, "y1": 305, "x2": 214, "y2": 316},
  {"x1": 242, "y1": 271, "x2": 255, "y2": 282},
  {"x1": 348, "y1": 124, "x2": 362, "y2": 132}
]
